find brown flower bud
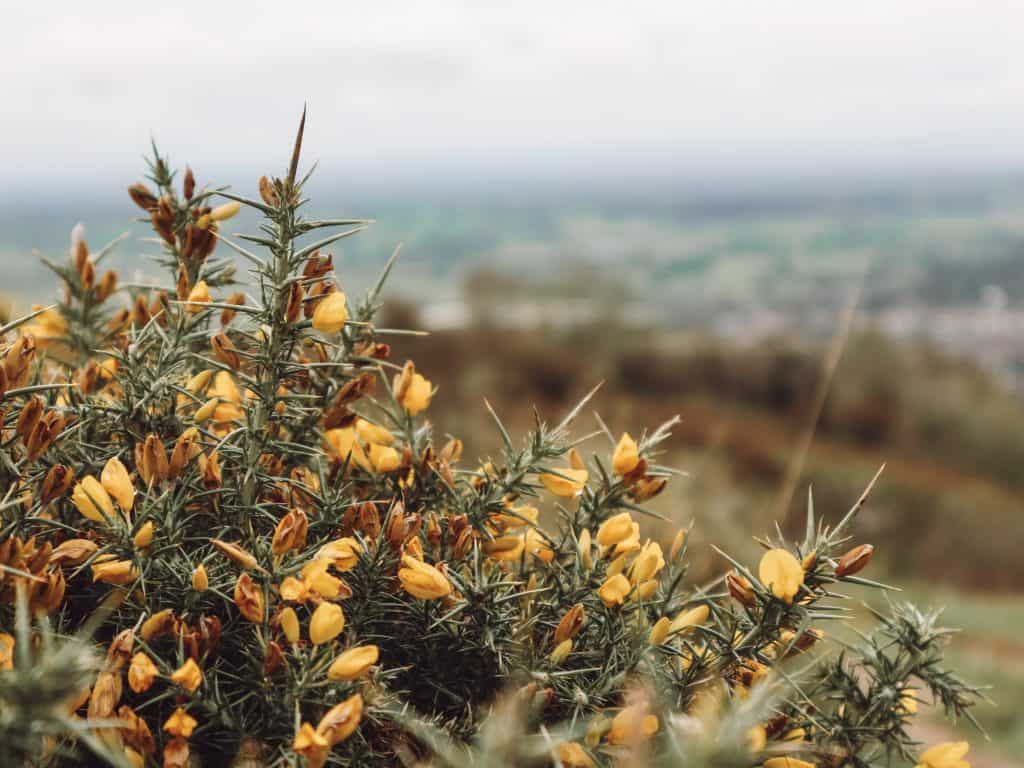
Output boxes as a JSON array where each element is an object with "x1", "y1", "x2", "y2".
[
  {"x1": 26, "y1": 411, "x2": 65, "y2": 461},
  {"x1": 630, "y1": 476, "x2": 667, "y2": 503},
  {"x1": 259, "y1": 175, "x2": 280, "y2": 207},
  {"x1": 202, "y1": 451, "x2": 222, "y2": 489},
  {"x1": 211, "y1": 333, "x2": 241, "y2": 370},
  {"x1": 132, "y1": 294, "x2": 151, "y2": 327},
  {"x1": 96, "y1": 270, "x2": 118, "y2": 302},
  {"x1": 128, "y1": 183, "x2": 158, "y2": 212},
  {"x1": 554, "y1": 603, "x2": 585, "y2": 644},
  {"x1": 169, "y1": 428, "x2": 201, "y2": 478},
  {"x1": 220, "y1": 292, "x2": 246, "y2": 326},
  {"x1": 15, "y1": 396, "x2": 44, "y2": 441},
  {"x1": 284, "y1": 281, "x2": 304, "y2": 324},
  {"x1": 355, "y1": 502, "x2": 381, "y2": 540},
  {"x1": 835, "y1": 544, "x2": 874, "y2": 578},
  {"x1": 183, "y1": 166, "x2": 195, "y2": 201},
  {"x1": 726, "y1": 570, "x2": 757, "y2": 607},
  {"x1": 40, "y1": 464, "x2": 75, "y2": 505},
  {"x1": 263, "y1": 640, "x2": 285, "y2": 677}
]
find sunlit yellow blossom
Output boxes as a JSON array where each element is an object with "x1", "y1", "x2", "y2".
[
  {"x1": 171, "y1": 658, "x2": 203, "y2": 693},
  {"x1": 209, "y1": 201, "x2": 241, "y2": 221},
  {"x1": 128, "y1": 652, "x2": 158, "y2": 693},
  {"x1": 194, "y1": 397, "x2": 219, "y2": 422},
  {"x1": 311, "y1": 291, "x2": 349, "y2": 333},
  {"x1": 191, "y1": 564, "x2": 209, "y2": 592},
  {"x1": 328, "y1": 645, "x2": 379, "y2": 681},
  {"x1": 91, "y1": 557, "x2": 138, "y2": 585},
  {"x1": 540, "y1": 468, "x2": 588, "y2": 498},
  {"x1": 310, "y1": 602, "x2": 345, "y2": 645},
  {"x1": 323, "y1": 427, "x2": 371, "y2": 471},
  {"x1": 72, "y1": 475, "x2": 115, "y2": 522},
  {"x1": 556, "y1": 741, "x2": 596, "y2": 768},
  {"x1": 670, "y1": 604, "x2": 710, "y2": 635},
  {"x1": 293, "y1": 723, "x2": 329, "y2": 768},
  {"x1": 630, "y1": 540, "x2": 665, "y2": 584},
  {"x1": 356, "y1": 418, "x2": 394, "y2": 446},
  {"x1": 280, "y1": 607, "x2": 300, "y2": 644},
  {"x1": 396, "y1": 364, "x2": 433, "y2": 415},
  {"x1": 163, "y1": 707, "x2": 197, "y2": 738},
  {"x1": 370, "y1": 443, "x2": 401, "y2": 473},
  {"x1": 317, "y1": 538, "x2": 362, "y2": 572},
  {"x1": 597, "y1": 573, "x2": 631, "y2": 607},
  {"x1": 900, "y1": 687, "x2": 919, "y2": 715},
  {"x1": 916, "y1": 741, "x2": 970, "y2": 768},
  {"x1": 612, "y1": 432, "x2": 640, "y2": 475},
  {"x1": 550, "y1": 638, "x2": 573, "y2": 664},
  {"x1": 398, "y1": 555, "x2": 452, "y2": 600},
  {"x1": 596, "y1": 512, "x2": 634, "y2": 548},
  {"x1": 316, "y1": 693, "x2": 363, "y2": 746},
  {"x1": 0, "y1": 634, "x2": 14, "y2": 671},
  {"x1": 185, "y1": 280, "x2": 211, "y2": 312},
  {"x1": 208, "y1": 370, "x2": 241, "y2": 403},
  {"x1": 748, "y1": 725, "x2": 767, "y2": 751},
  {"x1": 132, "y1": 521, "x2": 154, "y2": 549},
  {"x1": 759, "y1": 548, "x2": 805, "y2": 603},
  {"x1": 484, "y1": 535, "x2": 525, "y2": 562},
  {"x1": 649, "y1": 616, "x2": 671, "y2": 645},
  {"x1": 763, "y1": 759, "x2": 816, "y2": 768},
  {"x1": 607, "y1": 703, "x2": 659, "y2": 746},
  {"x1": 101, "y1": 456, "x2": 134, "y2": 513}
]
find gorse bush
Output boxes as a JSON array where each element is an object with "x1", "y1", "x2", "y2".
[{"x1": 0, "y1": 118, "x2": 982, "y2": 767}]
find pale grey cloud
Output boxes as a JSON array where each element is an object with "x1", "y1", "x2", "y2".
[{"x1": 3, "y1": 0, "x2": 1024, "y2": 187}]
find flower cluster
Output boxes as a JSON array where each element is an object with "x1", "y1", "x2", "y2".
[{"x1": 0, "y1": 120, "x2": 980, "y2": 767}]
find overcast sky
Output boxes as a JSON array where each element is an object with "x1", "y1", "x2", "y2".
[{"x1": 4, "y1": 1, "x2": 1024, "y2": 194}]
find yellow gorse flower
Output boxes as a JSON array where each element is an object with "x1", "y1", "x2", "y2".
[
  {"x1": 311, "y1": 291, "x2": 349, "y2": 334},
  {"x1": 670, "y1": 604, "x2": 710, "y2": 635},
  {"x1": 191, "y1": 564, "x2": 209, "y2": 592},
  {"x1": 100, "y1": 456, "x2": 134, "y2": 513},
  {"x1": 916, "y1": 742, "x2": 970, "y2": 768},
  {"x1": 356, "y1": 418, "x2": 394, "y2": 446},
  {"x1": 612, "y1": 432, "x2": 640, "y2": 475},
  {"x1": 596, "y1": 512, "x2": 634, "y2": 548},
  {"x1": 185, "y1": 280, "x2": 211, "y2": 312},
  {"x1": 400, "y1": 371, "x2": 433, "y2": 415},
  {"x1": 280, "y1": 606, "x2": 300, "y2": 644},
  {"x1": 763, "y1": 759, "x2": 817, "y2": 768},
  {"x1": 759, "y1": 548, "x2": 805, "y2": 603},
  {"x1": 327, "y1": 644, "x2": 379, "y2": 681},
  {"x1": 209, "y1": 201, "x2": 241, "y2": 222},
  {"x1": 556, "y1": 741, "x2": 595, "y2": 768},
  {"x1": 607, "y1": 703, "x2": 659, "y2": 746},
  {"x1": 132, "y1": 521, "x2": 154, "y2": 549},
  {"x1": 171, "y1": 658, "x2": 203, "y2": 693},
  {"x1": 398, "y1": 555, "x2": 452, "y2": 600},
  {"x1": 540, "y1": 467, "x2": 589, "y2": 498},
  {"x1": 310, "y1": 602, "x2": 345, "y2": 645},
  {"x1": 128, "y1": 652, "x2": 158, "y2": 693},
  {"x1": 72, "y1": 475, "x2": 115, "y2": 522},
  {"x1": 163, "y1": 707, "x2": 198, "y2": 738},
  {"x1": 597, "y1": 573, "x2": 631, "y2": 607}
]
